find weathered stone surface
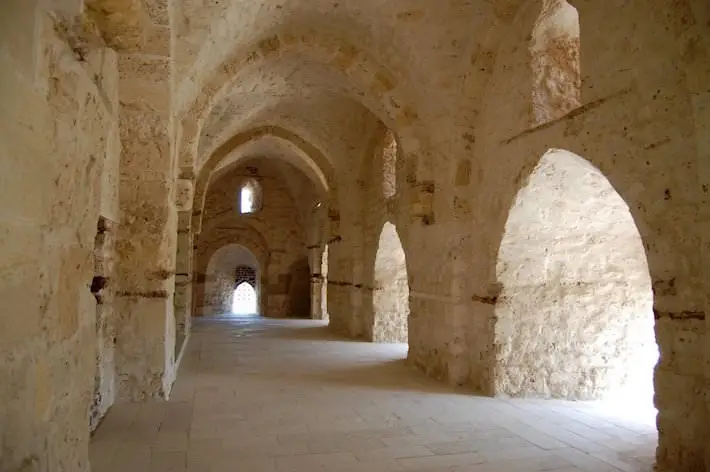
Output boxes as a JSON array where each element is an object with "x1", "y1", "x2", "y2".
[
  {"x1": 495, "y1": 149, "x2": 656, "y2": 401},
  {"x1": 193, "y1": 158, "x2": 317, "y2": 318},
  {"x1": 2, "y1": 0, "x2": 710, "y2": 471},
  {"x1": 0, "y1": 6, "x2": 117, "y2": 470},
  {"x1": 372, "y1": 222, "x2": 409, "y2": 344}
]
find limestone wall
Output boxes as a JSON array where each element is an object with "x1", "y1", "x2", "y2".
[
  {"x1": 194, "y1": 159, "x2": 311, "y2": 317},
  {"x1": 2, "y1": 1, "x2": 707, "y2": 471},
  {"x1": 90, "y1": 218, "x2": 118, "y2": 432},
  {"x1": 328, "y1": 126, "x2": 414, "y2": 343},
  {"x1": 372, "y1": 222, "x2": 410, "y2": 344},
  {"x1": 113, "y1": 49, "x2": 178, "y2": 401},
  {"x1": 462, "y1": 2, "x2": 710, "y2": 468},
  {"x1": 199, "y1": 244, "x2": 259, "y2": 316},
  {"x1": 495, "y1": 150, "x2": 655, "y2": 401},
  {"x1": 0, "y1": 3, "x2": 119, "y2": 470}
]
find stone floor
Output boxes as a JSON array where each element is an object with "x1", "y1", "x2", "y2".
[{"x1": 90, "y1": 316, "x2": 657, "y2": 472}]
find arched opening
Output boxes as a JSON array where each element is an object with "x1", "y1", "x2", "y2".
[
  {"x1": 531, "y1": 0, "x2": 581, "y2": 126},
  {"x1": 202, "y1": 244, "x2": 261, "y2": 316},
  {"x1": 373, "y1": 222, "x2": 409, "y2": 344},
  {"x1": 495, "y1": 149, "x2": 657, "y2": 422},
  {"x1": 231, "y1": 282, "x2": 257, "y2": 315},
  {"x1": 382, "y1": 131, "x2": 397, "y2": 199},
  {"x1": 238, "y1": 178, "x2": 262, "y2": 214}
]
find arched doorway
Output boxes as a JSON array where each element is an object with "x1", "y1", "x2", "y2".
[
  {"x1": 231, "y1": 282, "x2": 257, "y2": 315},
  {"x1": 495, "y1": 149, "x2": 656, "y2": 419},
  {"x1": 202, "y1": 244, "x2": 261, "y2": 316},
  {"x1": 373, "y1": 222, "x2": 409, "y2": 344}
]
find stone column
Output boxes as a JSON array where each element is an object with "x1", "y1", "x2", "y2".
[
  {"x1": 174, "y1": 210, "x2": 192, "y2": 353},
  {"x1": 310, "y1": 274, "x2": 324, "y2": 319},
  {"x1": 114, "y1": 52, "x2": 177, "y2": 400}
]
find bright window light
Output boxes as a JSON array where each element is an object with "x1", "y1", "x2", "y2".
[
  {"x1": 231, "y1": 282, "x2": 257, "y2": 314},
  {"x1": 240, "y1": 187, "x2": 254, "y2": 213}
]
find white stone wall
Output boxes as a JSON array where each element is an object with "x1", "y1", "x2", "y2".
[
  {"x1": 2, "y1": 0, "x2": 710, "y2": 470},
  {"x1": 194, "y1": 159, "x2": 312, "y2": 318},
  {"x1": 373, "y1": 222, "x2": 410, "y2": 344},
  {"x1": 0, "y1": 4, "x2": 119, "y2": 469},
  {"x1": 495, "y1": 149, "x2": 655, "y2": 401}
]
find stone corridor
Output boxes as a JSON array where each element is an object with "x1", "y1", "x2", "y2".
[{"x1": 90, "y1": 316, "x2": 656, "y2": 472}]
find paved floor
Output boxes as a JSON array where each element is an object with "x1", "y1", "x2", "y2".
[{"x1": 90, "y1": 316, "x2": 657, "y2": 472}]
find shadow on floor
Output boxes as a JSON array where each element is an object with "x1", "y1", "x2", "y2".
[
  {"x1": 261, "y1": 324, "x2": 363, "y2": 342},
  {"x1": 268, "y1": 358, "x2": 476, "y2": 395}
]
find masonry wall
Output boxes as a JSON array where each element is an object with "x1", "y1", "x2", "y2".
[
  {"x1": 495, "y1": 150, "x2": 655, "y2": 401},
  {"x1": 198, "y1": 244, "x2": 260, "y2": 316},
  {"x1": 462, "y1": 1, "x2": 710, "y2": 468},
  {"x1": 329, "y1": 126, "x2": 414, "y2": 342},
  {"x1": 194, "y1": 160, "x2": 310, "y2": 318},
  {"x1": 0, "y1": 3, "x2": 119, "y2": 470},
  {"x1": 373, "y1": 222, "x2": 410, "y2": 343}
]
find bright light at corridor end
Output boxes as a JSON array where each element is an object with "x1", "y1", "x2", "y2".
[
  {"x1": 231, "y1": 282, "x2": 257, "y2": 315},
  {"x1": 601, "y1": 344, "x2": 660, "y2": 425}
]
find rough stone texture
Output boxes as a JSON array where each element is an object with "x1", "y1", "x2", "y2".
[
  {"x1": 90, "y1": 217, "x2": 118, "y2": 432},
  {"x1": 373, "y1": 222, "x2": 410, "y2": 344},
  {"x1": 113, "y1": 49, "x2": 178, "y2": 401},
  {"x1": 193, "y1": 158, "x2": 315, "y2": 318},
  {"x1": 530, "y1": 0, "x2": 581, "y2": 126},
  {"x1": 3, "y1": 0, "x2": 710, "y2": 471},
  {"x1": 198, "y1": 244, "x2": 259, "y2": 316},
  {"x1": 0, "y1": 4, "x2": 118, "y2": 470},
  {"x1": 495, "y1": 149, "x2": 656, "y2": 402},
  {"x1": 327, "y1": 125, "x2": 415, "y2": 344}
]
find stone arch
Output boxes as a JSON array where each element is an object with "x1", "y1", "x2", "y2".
[
  {"x1": 177, "y1": 29, "x2": 426, "y2": 172},
  {"x1": 199, "y1": 244, "x2": 261, "y2": 316},
  {"x1": 372, "y1": 221, "x2": 410, "y2": 344},
  {"x1": 339, "y1": 123, "x2": 407, "y2": 338},
  {"x1": 192, "y1": 126, "x2": 334, "y2": 233},
  {"x1": 530, "y1": 0, "x2": 581, "y2": 125},
  {"x1": 193, "y1": 222, "x2": 269, "y2": 316},
  {"x1": 494, "y1": 148, "x2": 656, "y2": 407}
]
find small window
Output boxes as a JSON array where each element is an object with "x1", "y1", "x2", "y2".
[
  {"x1": 530, "y1": 0, "x2": 581, "y2": 126},
  {"x1": 238, "y1": 179, "x2": 261, "y2": 214}
]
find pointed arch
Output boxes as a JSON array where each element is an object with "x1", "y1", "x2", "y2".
[
  {"x1": 373, "y1": 222, "x2": 410, "y2": 344},
  {"x1": 176, "y1": 29, "x2": 425, "y2": 171},
  {"x1": 192, "y1": 126, "x2": 335, "y2": 234},
  {"x1": 495, "y1": 148, "x2": 655, "y2": 411}
]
